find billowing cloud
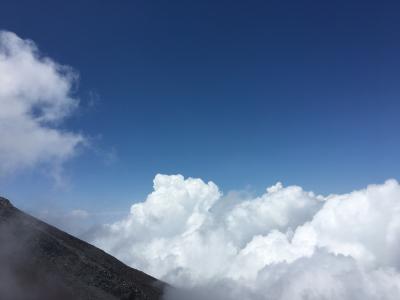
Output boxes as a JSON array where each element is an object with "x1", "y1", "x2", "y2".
[
  {"x1": 0, "y1": 31, "x2": 84, "y2": 176},
  {"x1": 91, "y1": 174, "x2": 400, "y2": 299}
]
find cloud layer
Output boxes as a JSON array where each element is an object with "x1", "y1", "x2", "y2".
[
  {"x1": 92, "y1": 174, "x2": 400, "y2": 300},
  {"x1": 0, "y1": 31, "x2": 83, "y2": 176}
]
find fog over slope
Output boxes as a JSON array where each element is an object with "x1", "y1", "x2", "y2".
[
  {"x1": 92, "y1": 174, "x2": 400, "y2": 300},
  {"x1": 0, "y1": 197, "x2": 164, "y2": 300}
]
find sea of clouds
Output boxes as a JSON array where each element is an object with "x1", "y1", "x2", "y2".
[{"x1": 92, "y1": 174, "x2": 400, "y2": 300}]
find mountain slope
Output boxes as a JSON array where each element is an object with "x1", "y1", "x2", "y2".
[{"x1": 0, "y1": 197, "x2": 165, "y2": 300}]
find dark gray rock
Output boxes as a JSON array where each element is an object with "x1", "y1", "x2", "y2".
[{"x1": 0, "y1": 197, "x2": 166, "y2": 300}]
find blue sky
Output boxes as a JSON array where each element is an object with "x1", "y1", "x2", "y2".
[{"x1": 1, "y1": 0, "x2": 399, "y2": 215}]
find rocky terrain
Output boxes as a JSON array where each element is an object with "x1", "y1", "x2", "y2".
[{"x1": 0, "y1": 197, "x2": 165, "y2": 300}]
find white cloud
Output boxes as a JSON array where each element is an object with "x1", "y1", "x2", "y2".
[
  {"x1": 0, "y1": 31, "x2": 84, "y2": 176},
  {"x1": 91, "y1": 174, "x2": 400, "y2": 299}
]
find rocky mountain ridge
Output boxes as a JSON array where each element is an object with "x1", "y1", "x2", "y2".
[{"x1": 0, "y1": 196, "x2": 165, "y2": 300}]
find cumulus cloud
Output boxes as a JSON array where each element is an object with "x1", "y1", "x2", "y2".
[
  {"x1": 91, "y1": 174, "x2": 400, "y2": 300},
  {"x1": 0, "y1": 31, "x2": 84, "y2": 176}
]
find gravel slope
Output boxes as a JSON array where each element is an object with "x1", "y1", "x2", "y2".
[{"x1": 0, "y1": 197, "x2": 165, "y2": 300}]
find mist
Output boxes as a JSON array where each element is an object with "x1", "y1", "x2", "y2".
[{"x1": 0, "y1": 202, "x2": 74, "y2": 300}]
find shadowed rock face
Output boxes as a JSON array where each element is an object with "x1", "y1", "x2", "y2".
[{"x1": 0, "y1": 197, "x2": 165, "y2": 300}]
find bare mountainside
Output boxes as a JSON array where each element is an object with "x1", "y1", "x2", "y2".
[{"x1": 0, "y1": 197, "x2": 165, "y2": 300}]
